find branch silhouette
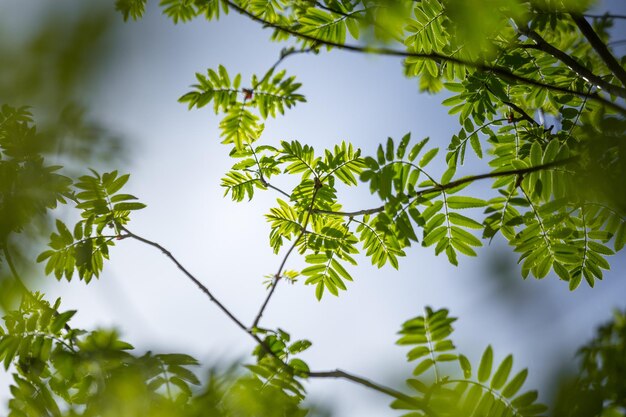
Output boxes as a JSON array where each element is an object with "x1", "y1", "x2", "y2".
[
  {"x1": 225, "y1": 0, "x2": 626, "y2": 116},
  {"x1": 120, "y1": 226, "x2": 428, "y2": 412}
]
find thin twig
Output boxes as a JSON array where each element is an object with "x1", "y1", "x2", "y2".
[
  {"x1": 225, "y1": 0, "x2": 626, "y2": 115},
  {"x1": 122, "y1": 227, "x2": 427, "y2": 411},
  {"x1": 251, "y1": 184, "x2": 321, "y2": 329},
  {"x1": 308, "y1": 369, "x2": 427, "y2": 411},
  {"x1": 502, "y1": 100, "x2": 539, "y2": 126},
  {"x1": 121, "y1": 227, "x2": 251, "y2": 333},
  {"x1": 313, "y1": 206, "x2": 385, "y2": 217},
  {"x1": 263, "y1": 179, "x2": 291, "y2": 198}
]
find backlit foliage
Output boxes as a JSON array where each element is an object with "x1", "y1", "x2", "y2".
[
  {"x1": 1, "y1": 0, "x2": 626, "y2": 415},
  {"x1": 393, "y1": 307, "x2": 547, "y2": 417}
]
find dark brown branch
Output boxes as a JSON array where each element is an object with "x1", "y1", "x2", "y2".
[
  {"x1": 122, "y1": 227, "x2": 427, "y2": 411},
  {"x1": 2, "y1": 243, "x2": 25, "y2": 289},
  {"x1": 252, "y1": 47, "x2": 315, "y2": 90},
  {"x1": 315, "y1": 158, "x2": 576, "y2": 217},
  {"x1": 520, "y1": 28, "x2": 626, "y2": 98},
  {"x1": 225, "y1": 0, "x2": 626, "y2": 116},
  {"x1": 308, "y1": 369, "x2": 427, "y2": 411},
  {"x1": 121, "y1": 227, "x2": 250, "y2": 333},
  {"x1": 570, "y1": 13, "x2": 626, "y2": 87}
]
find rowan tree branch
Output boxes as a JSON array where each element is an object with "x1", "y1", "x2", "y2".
[
  {"x1": 313, "y1": 158, "x2": 576, "y2": 217},
  {"x1": 121, "y1": 226, "x2": 427, "y2": 412},
  {"x1": 570, "y1": 13, "x2": 626, "y2": 87},
  {"x1": 251, "y1": 182, "x2": 321, "y2": 329},
  {"x1": 520, "y1": 28, "x2": 626, "y2": 98},
  {"x1": 121, "y1": 227, "x2": 251, "y2": 333},
  {"x1": 225, "y1": 0, "x2": 626, "y2": 116},
  {"x1": 252, "y1": 46, "x2": 315, "y2": 90}
]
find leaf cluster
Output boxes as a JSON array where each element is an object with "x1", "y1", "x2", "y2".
[
  {"x1": 394, "y1": 307, "x2": 547, "y2": 417},
  {"x1": 553, "y1": 309, "x2": 626, "y2": 417},
  {"x1": 37, "y1": 170, "x2": 145, "y2": 282},
  {"x1": 0, "y1": 105, "x2": 72, "y2": 242},
  {"x1": 179, "y1": 65, "x2": 305, "y2": 151},
  {"x1": 0, "y1": 293, "x2": 322, "y2": 417},
  {"x1": 6, "y1": 2, "x2": 625, "y2": 417},
  {"x1": 248, "y1": 327, "x2": 312, "y2": 400},
  {"x1": 123, "y1": 0, "x2": 626, "y2": 289},
  {"x1": 0, "y1": 294, "x2": 199, "y2": 416}
]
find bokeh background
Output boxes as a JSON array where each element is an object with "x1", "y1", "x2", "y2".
[{"x1": 1, "y1": 1, "x2": 626, "y2": 415}]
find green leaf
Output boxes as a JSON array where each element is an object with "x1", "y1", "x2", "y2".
[
  {"x1": 447, "y1": 196, "x2": 486, "y2": 209},
  {"x1": 114, "y1": 202, "x2": 147, "y2": 211},
  {"x1": 469, "y1": 134, "x2": 483, "y2": 158},
  {"x1": 448, "y1": 212, "x2": 482, "y2": 229},
  {"x1": 511, "y1": 390, "x2": 538, "y2": 407},
  {"x1": 490, "y1": 354, "x2": 513, "y2": 390},
  {"x1": 477, "y1": 345, "x2": 493, "y2": 383},
  {"x1": 116, "y1": 0, "x2": 147, "y2": 21},
  {"x1": 501, "y1": 369, "x2": 528, "y2": 398},
  {"x1": 50, "y1": 310, "x2": 76, "y2": 333},
  {"x1": 459, "y1": 354, "x2": 472, "y2": 378},
  {"x1": 106, "y1": 174, "x2": 130, "y2": 194},
  {"x1": 288, "y1": 340, "x2": 312, "y2": 354},
  {"x1": 288, "y1": 358, "x2": 310, "y2": 375},
  {"x1": 413, "y1": 358, "x2": 434, "y2": 376}
]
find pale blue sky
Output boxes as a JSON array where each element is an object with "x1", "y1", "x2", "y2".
[{"x1": 1, "y1": 1, "x2": 626, "y2": 416}]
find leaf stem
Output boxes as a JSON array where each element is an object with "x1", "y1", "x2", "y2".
[
  {"x1": 423, "y1": 308, "x2": 441, "y2": 382},
  {"x1": 252, "y1": 47, "x2": 315, "y2": 90},
  {"x1": 308, "y1": 369, "x2": 428, "y2": 411},
  {"x1": 583, "y1": 13, "x2": 626, "y2": 20}
]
